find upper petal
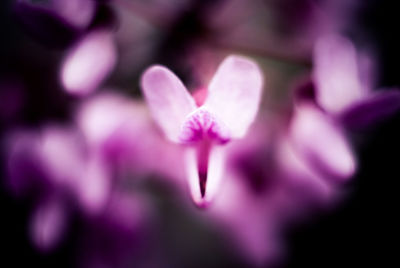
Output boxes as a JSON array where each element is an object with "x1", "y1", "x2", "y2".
[
  {"x1": 141, "y1": 66, "x2": 196, "y2": 142},
  {"x1": 313, "y1": 34, "x2": 366, "y2": 114},
  {"x1": 203, "y1": 55, "x2": 263, "y2": 138}
]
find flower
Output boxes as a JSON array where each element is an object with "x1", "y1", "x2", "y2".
[
  {"x1": 288, "y1": 103, "x2": 356, "y2": 180},
  {"x1": 141, "y1": 55, "x2": 263, "y2": 207},
  {"x1": 313, "y1": 34, "x2": 400, "y2": 128}
]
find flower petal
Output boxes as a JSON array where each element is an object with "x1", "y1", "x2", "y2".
[
  {"x1": 204, "y1": 55, "x2": 263, "y2": 138},
  {"x1": 141, "y1": 65, "x2": 197, "y2": 142},
  {"x1": 289, "y1": 104, "x2": 356, "y2": 180},
  {"x1": 61, "y1": 29, "x2": 117, "y2": 96},
  {"x1": 313, "y1": 34, "x2": 366, "y2": 114},
  {"x1": 184, "y1": 145, "x2": 225, "y2": 208},
  {"x1": 30, "y1": 198, "x2": 67, "y2": 252},
  {"x1": 340, "y1": 89, "x2": 400, "y2": 129},
  {"x1": 76, "y1": 154, "x2": 110, "y2": 215}
]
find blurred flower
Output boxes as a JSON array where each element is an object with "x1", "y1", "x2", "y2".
[
  {"x1": 141, "y1": 55, "x2": 263, "y2": 207},
  {"x1": 204, "y1": 110, "x2": 343, "y2": 265},
  {"x1": 5, "y1": 93, "x2": 163, "y2": 252},
  {"x1": 2, "y1": 1, "x2": 399, "y2": 267},
  {"x1": 288, "y1": 103, "x2": 356, "y2": 180},
  {"x1": 76, "y1": 92, "x2": 186, "y2": 180},
  {"x1": 313, "y1": 34, "x2": 400, "y2": 128}
]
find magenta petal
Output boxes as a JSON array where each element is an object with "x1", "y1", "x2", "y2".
[
  {"x1": 340, "y1": 89, "x2": 400, "y2": 129},
  {"x1": 204, "y1": 55, "x2": 263, "y2": 138},
  {"x1": 61, "y1": 29, "x2": 117, "y2": 96},
  {"x1": 30, "y1": 198, "x2": 67, "y2": 252},
  {"x1": 6, "y1": 131, "x2": 43, "y2": 196},
  {"x1": 141, "y1": 65, "x2": 196, "y2": 142}
]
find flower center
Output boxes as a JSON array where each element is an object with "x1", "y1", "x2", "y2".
[{"x1": 178, "y1": 108, "x2": 231, "y2": 144}]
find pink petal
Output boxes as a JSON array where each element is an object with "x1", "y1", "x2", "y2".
[
  {"x1": 61, "y1": 30, "x2": 117, "y2": 96},
  {"x1": 53, "y1": 0, "x2": 96, "y2": 29},
  {"x1": 289, "y1": 104, "x2": 356, "y2": 180},
  {"x1": 209, "y1": 174, "x2": 282, "y2": 265},
  {"x1": 76, "y1": 93, "x2": 148, "y2": 150},
  {"x1": 39, "y1": 126, "x2": 86, "y2": 188},
  {"x1": 141, "y1": 66, "x2": 196, "y2": 142},
  {"x1": 204, "y1": 55, "x2": 263, "y2": 138},
  {"x1": 76, "y1": 155, "x2": 110, "y2": 214},
  {"x1": 313, "y1": 34, "x2": 366, "y2": 114},
  {"x1": 184, "y1": 145, "x2": 225, "y2": 207},
  {"x1": 277, "y1": 138, "x2": 334, "y2": 204}
]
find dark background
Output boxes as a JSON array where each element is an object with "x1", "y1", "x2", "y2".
[{"x1": 1, "y1": 0, "x2": 399, "y2": 267}]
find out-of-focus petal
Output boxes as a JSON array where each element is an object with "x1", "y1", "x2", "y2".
[
  {"x1": 204, "y1": 55, "x2": 263, "y2": 138},
  {"x1": 313, "y1": 34, "x2": 366, "y2": 114},
  {"x1": 39, "y1": 126, "x2": 86, "y2": 189},
  {"x1": 76, "y1": 155, "x2": 110, "y2": 214},
  {"x1": 276, "y1": 138, "x2": 334, "y2": 204},
  {"x1": 16, "y1": 0, "x2": 95, "y2": 29},
  {"x1": 340, "y1": 89, "x2": 400, "y2": 129},
  {"x1": 76, "y1": 93, "x2": 147, "y2": 150},
  {"x1": 141, "y1": 66, "x2": 196, "y2": 142},
  {"x1": 30, "y1": 197, "x2": 67, "y2": 252},
  {"x1": 209, "y1": 174, "x2": 282, "y2": 265},
  {"x1": 61, "y1": 30, "x2": 117, "y2": 96},
  {"x1": 289, "y1": 104, "x2": 356, "y2": 180},
  {"x1": 52, "y1": 0, "x2": 96, "y2": 29}
]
